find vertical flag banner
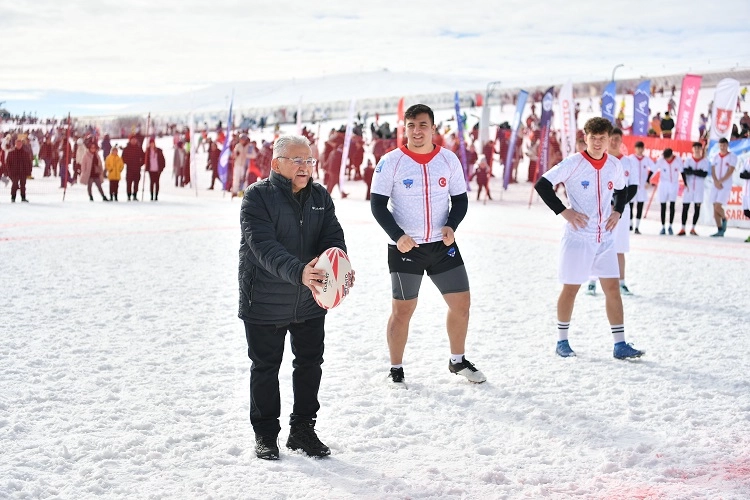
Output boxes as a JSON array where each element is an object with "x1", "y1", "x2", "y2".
[
  {"x1": 538, "y1": 86, "x2": 555, "y2": 179},
  {"x1": 61, "y1": 113, "x2": 71, "y2": 199},
  {"x1": 632, "y1": 80, "x2": 651, "y2": 137},
  {"x1": 454, "y1": 91, "x2": 469, "y2": 188},
  {"x1": 601, "y1": 82, "x2": 616, "y2": 124},
  {"x1": 480, "y1": 96, "x2": 491, "y2": 145},
  {"x1": 396, "y1": 97, "x2": 405, "y2": 148},
  {"x1": 710, "y1": 78, "x2": 740, "y2": 143},
  {"x1": 675, "y1": 74, "x2": 702, "y2": 141},
  {"x1": 504, "y1": 90, "x2": 528, "y2": 189},
  {"x1": 558, "y1": 80, "x2": 576, "y2": 158},
  {"x1": 218, "y1": 94, "x2": 234, "y2": 185},
  {"x1": 339, "y1": 98, "x2": 356, "y2": 196}
]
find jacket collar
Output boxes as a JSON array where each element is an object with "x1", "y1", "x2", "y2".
[{"x1": 269, "y1": 170, "x2": 312, "y2": 195}]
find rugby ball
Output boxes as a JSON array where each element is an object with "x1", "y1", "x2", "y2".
[{"x1": 312, "y1": 247, "x2": 353, "y2": 310}]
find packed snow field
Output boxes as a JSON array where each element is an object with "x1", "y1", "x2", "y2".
[{"x1": 2, "y1": 142, "x2": 750, "y2": 499}]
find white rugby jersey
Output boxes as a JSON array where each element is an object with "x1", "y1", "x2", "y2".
[
  {"x1": 543, "y1": 151, "x2": 625, "y2": 242},
  {"x1": 371, "y1": 145, "x2": 467, "y2": 244},
  {"x1": 628, "y1": 154, "x2": 654, "y2": 190},
  {"x1": 654, "y1": 156, "x2": 683, "y2": 187},
  {"x1": 710, "y1": 152, "x2": 737, "y2": 180},
  {"x1": 684, "y1": 156, "x2": 709, "y2": 193},
  {"x1": 614, "y1": 154, "x2": 639, "y2": 187}
]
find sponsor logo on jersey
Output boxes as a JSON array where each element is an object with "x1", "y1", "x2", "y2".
[
  {"x1": 375, "y1": 162, "x2": 383, "y2": 173},
  {"x1": 401, "y1": 257, "x2": 413, "y2": 262},
  {"x1": 447, "y1": 247, "x2": 456, "y2": 258},
  {"x1": 624, "y1": 171, "x2": 629, "y2": 177},
  {"x1": 438, "y1": 177, "x2": 447, "y2": 187},
  {"x1": 608, "y1": 181, "x2": 614, "y2": 190},
  {"x1": 581, "y1": 180, "x2": 590, "y2": 189},
  {"x1": 403, "y1": 179, "x2": 414, "y2": 189}
]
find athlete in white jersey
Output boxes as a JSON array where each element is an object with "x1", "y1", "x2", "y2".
[
  {"x1": 587, "y1": 128, "x2": 638, "y2": 296},
  {"x1": 709, "y1": 138, "x2": 737, "y2": 237},
  {"x1": 739, "y1": 157, "x2": 750, "y2": 242},
  {"x1": 654, "y1": 148, "x2": 683, "y2": 234},
  {"x1": 628, "y1": 141, "x2": 654, "y2": 234},
  {"x1": 370, "y1": 103, "x2": 485, "y2": 385},
  {"x1": 534, "y1": 117, "x2": 644, "y2": 360},
  {"x1": 678, "y1": 142, "x2": 709, "y2": 236}
]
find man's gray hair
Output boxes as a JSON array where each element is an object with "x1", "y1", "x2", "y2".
[{"x1": 273, "y1": 135, "x2": 311, "y2": 158}]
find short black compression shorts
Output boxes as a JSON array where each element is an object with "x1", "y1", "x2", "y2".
[{"x1": 388, "y1": 241, "x2": 469, "y2": 300}]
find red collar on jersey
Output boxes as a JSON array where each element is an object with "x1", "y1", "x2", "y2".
[
  {"x1": 613, "y1": 154, "x2": 623, "y2": 160},
  {"x1": 666, "y1": 157, "x2": 675, "y2": 164},
  {"x1": 719, "y1": 152, "x2": 729, "y2": 158},
  {"x1": 400, "y1": 144, "x2": 441, "y2": 164},
  {"x1": 582, "y1": 150, "x2": 607, "y2": 170},
  {"x1": 692, "y1": 155, "x2": 703, "y2": 162}
]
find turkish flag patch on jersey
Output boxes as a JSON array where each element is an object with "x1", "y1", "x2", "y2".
[
  {"x1": 438, "y1": 177, "x2": 447, "y2": 187},
  {"x1": 608, "y1": 181, "x2": 613, "y2": 190}
]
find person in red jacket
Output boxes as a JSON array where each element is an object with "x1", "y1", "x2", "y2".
[
  {"x1": 470, "y1": 155, "x2": 492, "y2": 200},
  {"x1": 207, "y1": 141, "x2": 221, "y2": 189},
  {"x1": 7, "y1": 138, "x2": 33, "y2": 202}
]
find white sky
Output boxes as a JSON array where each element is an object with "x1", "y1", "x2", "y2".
[{"x1": 1, "y1": 0, "x2": 749, "y2": 111}]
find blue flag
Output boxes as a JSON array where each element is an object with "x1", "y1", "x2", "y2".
[
  {"x1": 601, "y1": 82, "x2": 616, "y2": 124},
  {"x1": 633, "y1": 80, "x2": 650, "y2": 137},
  {"x1": 218, "y1": 96, "x2": 234, "y2": 185},
  {"x1": 454, "y1": 91, "x2": 469, "y2": 189},
  {"x1": 504, "y1": 90, "x2": 528, "y2": 189}
]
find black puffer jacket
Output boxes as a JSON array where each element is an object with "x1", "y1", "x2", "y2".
[{"x1": 238, "y1": 171, "x2": 346, "y2": 324}]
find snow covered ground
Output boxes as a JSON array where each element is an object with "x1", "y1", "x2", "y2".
[{"x1": 2, "y1": 138, "x2": 750, "y2": 500}]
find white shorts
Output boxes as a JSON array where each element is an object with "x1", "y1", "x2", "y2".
[
  {"x1": 559, "y1": 233, "x2": 619, "y2": 285},
  {"x1": 681, "y1": 178, "x2": 705, "y2": 204},
  {"x1": 634, "y1": 184, "x2": 649, "y2": 203},
  {"x1": 658, "y1": 182, "x2": 679, "y2": 203},
  {"x1": 613, "y1": 204, "x2": 630, "y2": 253},
  {"x1": 708, "y1": 184, "x2": 731, "y2": 205}
]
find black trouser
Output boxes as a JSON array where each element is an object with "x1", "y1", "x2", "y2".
[
  {"x1": 244, "y1": 316, "x2": 325, "y2": 437},
  {"x1": 148, "y1": 171, "x2": 161, "y2": 199},
  {"x1": 681, "y1": 203, "x2": 701, "y2": 226},
  {"x1": 109, "y1": 180, "x2": 119, "y2": 199},
  {"x1": 126, "y1": 174, "x2": 140, "y2": 197},
  {"x1": 87, "y1": 177, "x2": 106, "y2": 199},
  {"x1": 631, "y1": 201, "x2": 645, "y2": 220},
  {"x1": 10, "y1": 176, "x2": 26, "y2": 200},
  {"x1": 661, "y1": 202, "x2": 676, "y2": 225}
]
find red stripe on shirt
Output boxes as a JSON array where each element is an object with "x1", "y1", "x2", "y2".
[{"x1": 422, "y1": 163, "x2": 431, "y2": 241}]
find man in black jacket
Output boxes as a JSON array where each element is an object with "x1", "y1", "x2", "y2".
[
  {"x1": 7, "y1": 138, "x2": 32, "y2": 202},
  {"x1": 239, "y1": 135, "x2": 350, "y2": 460}
]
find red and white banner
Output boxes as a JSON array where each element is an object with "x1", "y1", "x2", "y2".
[
  {"x1": 710, "y1": 78, "x2": 740, "y2": 142},
  {"x1": 396, "y1": 97, "x2": 405, "y2": 148},
  {"x1": 558, "y1": 79, "x2": 576, "y2": 158},
  {"x1": 674, "y1": 74, "x2": 702, "y2": 141}
]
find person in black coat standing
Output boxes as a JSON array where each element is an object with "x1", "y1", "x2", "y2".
[
  {"x1": 7, "y1": 138, "x2": 32, "y2": 202},
  {"x1": 238, "y1": 134, "x2": 351, "y2": 460}
]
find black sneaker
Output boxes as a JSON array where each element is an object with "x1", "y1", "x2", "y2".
[
  {"x1": 389, "y1": 367, "x2": 405, "y2": 383},
  {"x1": 254, "y1": 434, "x2": 279, "y2": 460},
  {"x1": 449, "y1": 357, "x2": 487, "y2": 383},
  {"x1": 286, "y1": 422, "x2": 330, "y2": 457}
]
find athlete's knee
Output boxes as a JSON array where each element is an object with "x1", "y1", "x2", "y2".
[
  {"x1": 391, "y1": 298, "x2": 417, "y2": 321},
  {"x1": 445, "y1": 291, "x2": 470, "y2": 315}
]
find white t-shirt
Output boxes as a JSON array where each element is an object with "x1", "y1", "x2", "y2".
[
  {"x1": 628, "y1": 154, "x2": 654, "y2": 191},
  {"x1": 543, "y1": 151, "x2": 625, "y2": 243},
  {"x1": 710, "y1": 152, "x2": 737, "y2": 181},
  {"x1": 683, "y1": 156, "x2": 709, "y2": 194},
  {"x1": 654, "y1": 156, "x2": 683, "y2": 188},
  {"x1": 371, "y1": 145, "x2": 467, "y2": 244}
]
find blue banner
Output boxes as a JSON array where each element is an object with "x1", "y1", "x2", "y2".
[
  {"x1": 537, "y1": 86, "x2": 554, "y2": 179},
  {"x1": 601, "y1": 82, "x2": 616, "y2": 124},
  {"x1": 633, "y1": 80, "x2": 650, "y2": 137},
  {"x1": 218, "y1": 96, "x2": 234, "y2": 185},
  {"x1": 454, "y1": 91, "x2": 470, "y2": 189},
  {"x1": 504, "y1": 90, "x2": 528, "y2": 189}
]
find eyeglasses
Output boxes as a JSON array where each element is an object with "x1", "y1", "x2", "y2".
[{"x1": 276, "y1": 156, "x2": 317, "y2": 167}]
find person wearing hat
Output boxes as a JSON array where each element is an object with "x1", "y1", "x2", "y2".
[
  {"x1": 660, "y1": 111, "x2": 675, "y2": 139},
  {"x1": 6, "y1": 138, "x2": 33, "y2": 202},
  {"x1": 144, "y1": 137, "x2": 166, "y2": 201}
]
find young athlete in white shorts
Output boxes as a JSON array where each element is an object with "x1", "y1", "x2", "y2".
[
  {"x1": 628, "y1": 141, "x2": 654, "y2": 234},
  {"x1": 654, "y1": 148, "x2": 683, "y2": 235},
  {"x1": 709, "y1": 138, "x2": 737, "y2": 237},
  {"x1": 586, "y1": 128, "x2": 638, "y2": 296},
  {"x1": 679, "y1": 142, "x2": 709, "y2": 236},
  {"x1": 534, "y1": 117, "x2": 644, "y2": 360}
]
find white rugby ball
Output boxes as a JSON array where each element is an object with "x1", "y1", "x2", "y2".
[{"x1": 312, "y1": 247, "x2": 353, "y2": 309}]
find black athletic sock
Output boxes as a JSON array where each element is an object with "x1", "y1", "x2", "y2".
[
  {"x1": 681, "y1": 203, "x2": 689, "y2": 226},
  {"x1": 669, "y1": 202, "x2": 676, "y2": 225},
  {"x1": 661, "y1": 203, "x2": 667, "y2": 226},
  {"x1": 693, "y1": 203, "x2": 701, "y2": 226}
]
